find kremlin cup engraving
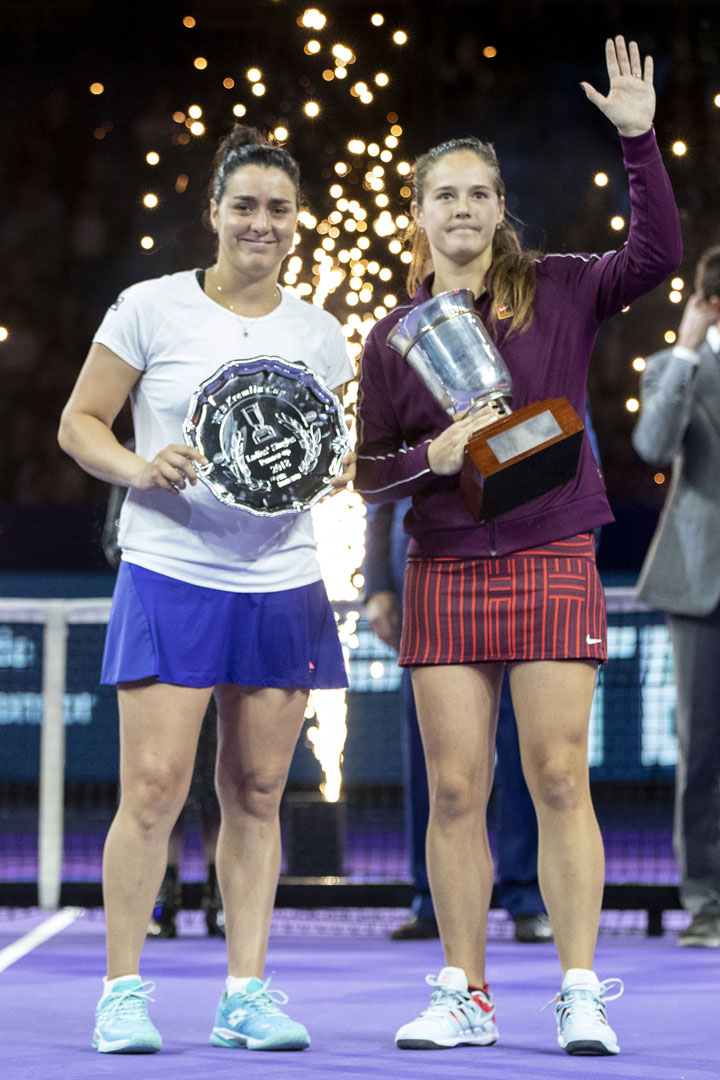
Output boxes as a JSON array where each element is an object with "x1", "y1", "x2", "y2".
[
  {"x1": 386, "y1": 288, "x2": 513, "y2": 416},
  {"x1": 183, "y1": 357, "x2": 349, "y2": 516}
]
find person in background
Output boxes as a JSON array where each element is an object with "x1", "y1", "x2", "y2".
[
  {"x1": 364, "y1": 497, "x2": 552, "y2": 944},
  {"x1": 632, "y1": 244, "x2": 720, "y2": 948},
  {"x1": 355, "y1": 37, "x2": 680, "y2": 1056},
  {"x1": 58, "y1": 124, "x2": 354, "y2": 1055}
]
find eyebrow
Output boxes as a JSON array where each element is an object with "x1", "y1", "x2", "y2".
[
  {"x1": 432, "y1": 183, "x2": 493, "y2": 193},
  {"x1": 229, "y1": 194, "x2": 294, "y2": 205}
]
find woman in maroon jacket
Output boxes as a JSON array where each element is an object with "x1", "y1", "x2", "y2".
[{"x1": 356, "y1": 37, "x2": 681, "y2": 1057}]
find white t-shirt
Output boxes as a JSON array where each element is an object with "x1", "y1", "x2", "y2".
[{"x1": 93, "y1": 269, "x2": 354, "y2": 591}]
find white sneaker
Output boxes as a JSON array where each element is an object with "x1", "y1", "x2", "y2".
[
  {"x1": 549, "y1": 968, "x2": 623, "y2": 1055},
  {"x1": 395, "y1": 966, "x2": 498, "y2": 1050}
]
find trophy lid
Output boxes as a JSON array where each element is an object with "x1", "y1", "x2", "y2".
[{"x1": 386, "y1": 288, "x2": 477, "y2": 357}]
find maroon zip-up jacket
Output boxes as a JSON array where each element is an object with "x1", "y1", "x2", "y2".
[{"x1": 355, "y1": 128, "x2": 682, "y2": 558}]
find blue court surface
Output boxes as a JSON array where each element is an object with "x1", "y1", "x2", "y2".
[{"x1": 2, "y1": 907, "x2": 717, "y2": 1080}]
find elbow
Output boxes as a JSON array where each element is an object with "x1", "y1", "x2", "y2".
[
  {"x1": 57, "y1": 406, "x2": 80, "y2": 460},
  {"x1": 356, "y1": 488, "x2": 385, "y2": 505},
  {"x1": 57, "y1": 410, "x2": 72, "y2": 456},
  {"x1": 632, "y1": 432, "x2": 670, "y2": 468}
]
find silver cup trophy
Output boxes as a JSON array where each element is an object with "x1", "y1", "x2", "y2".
[
  {"x1": 183, "y1": 356, "x2": 349, "y2": 516},
  {"x1": 387, "y1": 289, "x2": 584, "y2": 521}
]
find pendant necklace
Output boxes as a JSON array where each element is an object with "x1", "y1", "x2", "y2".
[{"x1": 207, "y1": 267, "x2": 280, "y2": 336}]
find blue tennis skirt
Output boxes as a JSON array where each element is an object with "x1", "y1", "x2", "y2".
[{"x1": 101, "y1": 561, "x2": 348, "y2": 690}]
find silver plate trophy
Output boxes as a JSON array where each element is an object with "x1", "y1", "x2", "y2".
[
  {"x1": 386, "y1": 288, "x2": 513, "y2": 416},
  {"x1": 387, "y1": 289, "x2": 583, "y2": 521},
  {"x1": 183, "y1": 356, "x2": 349, "y2": 516}
]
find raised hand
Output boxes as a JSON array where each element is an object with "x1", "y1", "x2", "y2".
[
  {"x1": 581, "y1": 36, "x2": 655, "y2": 137},
  {"x1": 676, "y1": 294, "x2": 720, "y2": 353}
]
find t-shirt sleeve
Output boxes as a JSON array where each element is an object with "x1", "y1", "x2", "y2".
[
  {"x1": 321, "y1": 313, "x2": 355, "y2": 390},
  {"x1": 92, "y1": 284, "x2": 150, "y2": 373}
]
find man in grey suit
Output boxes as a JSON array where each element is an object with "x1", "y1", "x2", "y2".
[{"x1": 632, "y1": 244, "x2": 720, "y2": 947}]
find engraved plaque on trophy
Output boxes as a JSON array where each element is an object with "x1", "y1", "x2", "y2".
[
  {"x1": 183, "y1": 356, "x2": 349, "y2": 516},
  {"x1": 386, "y1": 289, "x2": 584, "y2": 522}
]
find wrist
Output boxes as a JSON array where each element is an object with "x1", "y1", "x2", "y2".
[
  {"x1": 672, "y1": 344, "x2": 701, "y2": 363},
  {"x1": 616, "y1": 123, "x2": 652, "y2": 138}
]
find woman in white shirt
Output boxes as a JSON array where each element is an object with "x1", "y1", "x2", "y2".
[{"x1": 59, "y1": 124, "x2": 354, "y2": 1056}]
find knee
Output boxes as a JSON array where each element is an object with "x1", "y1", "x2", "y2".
[
  {"x1": 217, "y1": 767, "x2": 287, "y2": 820},
  {"x1": 530, "y1": 757, "x2": 585, "y2": 813},
  {"x1": 121, "y1": 764, "x2": 188, "y2": 832},
  {"x1": 431, "y1": 773, "x2": 480, "y2": 824}
]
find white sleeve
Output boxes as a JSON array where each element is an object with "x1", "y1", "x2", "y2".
[
  {"x1": 92, "y1": 283, "x2": 151, "y2": 372},
  {"x1": 322, "y1": 313, "x2": 355, "y2": 389}
]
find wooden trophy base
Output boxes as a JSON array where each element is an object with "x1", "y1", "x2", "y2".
[{"x1": 461, "y1": 397, "x2": 584, "y2": 523}]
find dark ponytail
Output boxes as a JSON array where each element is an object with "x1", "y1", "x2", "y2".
[{"x1": 208, "y1": 124, "x2": 301, "y2": 206}]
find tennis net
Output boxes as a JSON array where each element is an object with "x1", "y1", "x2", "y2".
[{"x1": 0, "y1": 588, "x2": 678, "y2": 928}]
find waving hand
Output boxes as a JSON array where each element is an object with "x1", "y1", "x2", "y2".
[{"x1": 581, "y1": 36, "x2": 655, "y2": 137}]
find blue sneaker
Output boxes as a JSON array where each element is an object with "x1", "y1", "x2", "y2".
[
  {"x1": 210, "y1": 977, "x2": 310, "y2": 1051},
  {"x1": 92, "y1": 977, "x2": 162, "y2": 1054}
]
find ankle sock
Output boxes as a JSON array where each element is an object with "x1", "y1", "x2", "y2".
[
  {"x1": 102, "y1": 973, "x2": 140, "y2": 999},
  {"x1": 226, "y1": 975, "x2": 257, "y2": 995}
]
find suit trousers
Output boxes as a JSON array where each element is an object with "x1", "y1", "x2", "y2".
[{"x1": 668, "y1": 601, "x2": 720, "y2": 916}]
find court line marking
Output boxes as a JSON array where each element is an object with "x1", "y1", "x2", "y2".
[{"x1": 0, "y1": 907, "x2": 85, "y2": 973}]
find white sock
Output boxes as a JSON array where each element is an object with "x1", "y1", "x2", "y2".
[
  {"x1": 226, "y1": 975, "x2": 258, "y2": 996},
  {"x1": 562, "y1": 968, "x2": 599, "y2": 990},
  {"x1": 102, "y1": 973, "x2": 140, "y2": 999}
]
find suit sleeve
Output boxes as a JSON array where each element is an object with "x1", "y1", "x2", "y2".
[{"x1": 632, "y1": 349, "x2": 699, "y2": 465}]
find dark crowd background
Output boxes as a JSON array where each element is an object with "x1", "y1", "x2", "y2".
[{"x1": 1, "y1": 0, "x2": 719, "y2": 574}]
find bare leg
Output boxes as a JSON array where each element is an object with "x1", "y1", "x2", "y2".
[
  {"x1": 213, "y1": 684, "x2": 308, "y2": 978},
  {"x1": 166, "y1": 813, "x2": 185, "y2": 869},
  {"x1": 103, "y1": 680, "x2": 212, "y2": 978},
  {"x1": 509, "y1": 660, "x2": 603, "y2": 973},
  {"x1": 411, "y1": 663, "x2": 504, "y2": 987}
]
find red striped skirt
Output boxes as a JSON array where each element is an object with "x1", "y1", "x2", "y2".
[{"x1": 398, "y1": 533, "x2": 607, "y2": 666}]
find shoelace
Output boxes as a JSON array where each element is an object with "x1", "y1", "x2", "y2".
[
  {"x1": 542, "y1": 977, "x2": 624, "y2": 1017},
  {"x1": 238, "y1": 977, "x2": 290, "y2": 1016},
  {"x1": 101, "y1": 981, "x2": 156, "y2": 1021},
  {"x1": 418, "y1": 974, "x2": 475, "y2": 1019}
]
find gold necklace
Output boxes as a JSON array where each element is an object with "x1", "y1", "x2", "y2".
[{"x1": 207, "y1": 267, "x2": 281, "y2": 337}]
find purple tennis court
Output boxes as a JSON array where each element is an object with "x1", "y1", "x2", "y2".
[{"x1": 2, "y1": 906, "x2": 717, "y2": 1080}]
